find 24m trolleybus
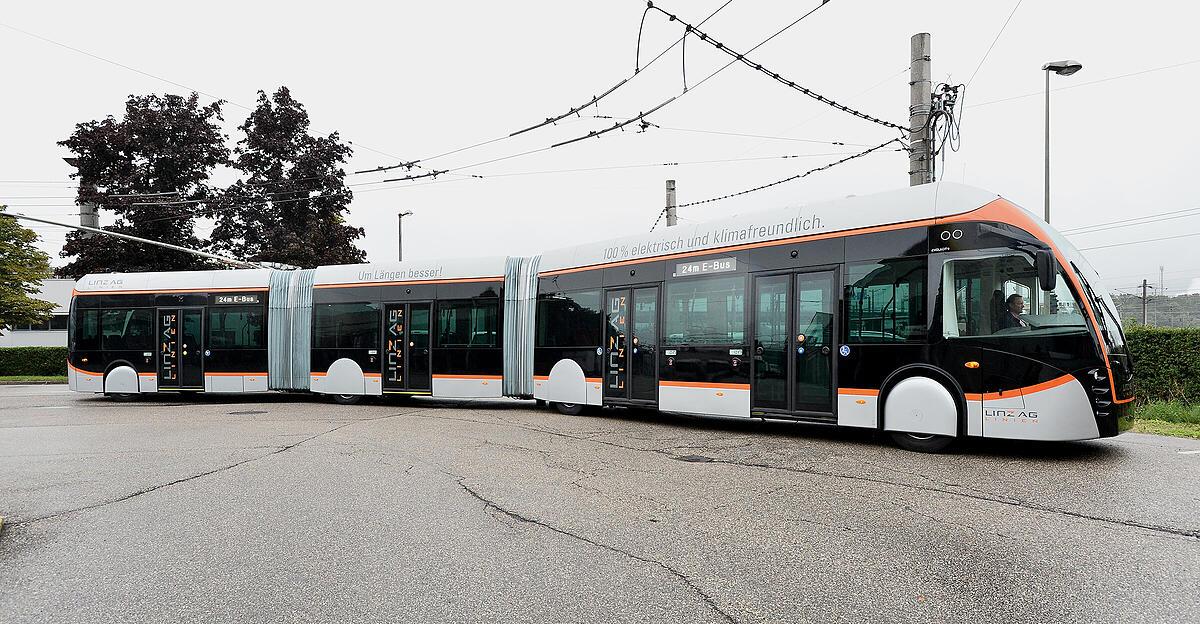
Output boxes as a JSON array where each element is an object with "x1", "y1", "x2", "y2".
[{"x1": 67, "y1": 183, "x2": 1133, "y2": 451}]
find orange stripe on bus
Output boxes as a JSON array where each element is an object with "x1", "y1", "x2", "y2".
[
  {"x1": 313, "y1": 276, "x2": 504, "y2": 289},
  {"x1": 838, "y1": 388, "x2": 879, "y2": 397},
  {"x1": 533, "y1": 375, "x2": 550, "y2": 381},
  {"x1": 659, "y1": 380, "x2": 750, "y2": 390},
  {"x1": 204, "y1": 372, "x2": 268, "y2": 377},
  {"x1": 73, "y1": 287, "x2": 268, "y2": 296},
  {"x1": 68, "y1": 362, "x2": 102, "y2": 376},
  {"x1": 584, "y1": 377, "x2": 602, "y2": 383},
  {"x1": 964, "y1": 373, "x2": 1077, "y2": 401},
  {"x1": 432, "y1": 374, "x2": 502, "y2": 380},
  {"x1": 137, "y1": 372, "x2": 156, "y2": 377}
]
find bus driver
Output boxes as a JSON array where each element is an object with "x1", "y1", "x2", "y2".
[{"x1": 998, "y1": 293, "x2": 1029, "y2": 330}]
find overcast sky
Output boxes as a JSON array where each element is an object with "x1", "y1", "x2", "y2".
[{"x1": 2, "y1": 1, "x2": 1197, "y2": 294}]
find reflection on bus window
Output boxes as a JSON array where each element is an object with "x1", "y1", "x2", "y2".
[
  {"x1": 664, "y1": 275, "x2": 745, "y2": 346},
  {"x1": 941, "y1": 255, "x2": 1088, "y2": 338},
  {"x1": 99, "y1": 308, "x2": 153, "y2": 351},
  {"x1": 537, "y1": 290, "x2": 602, "y2": 347},
  {"x1": 71, "y1": 307, "x2": 101, "y2": 351},
  {"x1": 209, "y1": 306, "x2": 265, "y2": 349},
  {"x1": 438, "y1": 300, "x2": 498, "y2": 347},
  {"x1": 846, "y1": 258, "x2": 927, "y2": 343},
  {"x1": 314, "y1": 303, "x2": 380, "y2": 349}
]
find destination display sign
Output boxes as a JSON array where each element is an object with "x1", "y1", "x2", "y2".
[
  {"x1": 214, "y1": 294, "x2": 261, "y2": 305},
  {"x1": 674, "y1": 257, "x2": 736, "y2": 277}
]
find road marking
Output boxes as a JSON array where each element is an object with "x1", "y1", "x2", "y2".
[{"x1": 1177, "y1": 449, "x2": 1200, "y2": 455}]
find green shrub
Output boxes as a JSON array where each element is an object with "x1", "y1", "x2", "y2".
[
  {"x1": 0, "y1": 346, "x2": 67, "y2": 376},
  {"x1": 1124, "y1": 326, "x2": 1200, "y2": 404}
]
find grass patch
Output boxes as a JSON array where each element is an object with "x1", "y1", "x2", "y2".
[
  {"x1": 1130, "y1": 419, "x2": 1200, "y2": 439},
  {"x1": 1135, "y1": 401, "x2": 1200, "y2": 424},
  {"x1": 1130, "y1": 401, "x2": 1200, "y2": 439},
  {"x1": 0, "y1": 375, "x2": 68, "y2": 383}
]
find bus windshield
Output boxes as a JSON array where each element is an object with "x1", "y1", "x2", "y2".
[
  {"x1": 1072, "y1": 262, "x2": 1127, "y2": 352},
  {"x1": 940, "y1": 254, "x2": 1089, "y2": 338}
]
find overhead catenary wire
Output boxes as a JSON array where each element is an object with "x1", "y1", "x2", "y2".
[
  {"x1": 968, "y1": 58, "x2": 1200, "y2": 108},
  {"x1": 965, "y1": 0, "x2": 1024, "y2": 86},
  {"x1": 644, "y1": 1, "x2": 906, "y2": 132},
  {"x1": 1061, "y1": 206, "x2": 1200, "y2": 235},
  {"x1": 649, "y1": 137, "x2": 903, "y2": 230},
  {"x1": 0, "y1": 21, "x2": 421, "y2": 171},
  {"x1": 1078, "y1": 231, "x2": 1200, "y2": 251}
]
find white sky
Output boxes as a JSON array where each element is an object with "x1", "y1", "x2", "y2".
[{"x1": 2, "y1": 1, "x2": 1198, "y2": 294}]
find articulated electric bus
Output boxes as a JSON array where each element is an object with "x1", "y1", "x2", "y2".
[{"x1": 67, "y1": 183, "x2": 1133, "y2": 451}]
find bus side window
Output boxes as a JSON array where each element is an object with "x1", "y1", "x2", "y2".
[
  {"x1": 72, "y1": 306, "x2": 101, "y2": 351},
  {"x1": 438, "y1": 299, "x2": 499, "y2": 348},
  {"x1": 536, "y1": 290, "x2": 602, "y2": 348},
  {"x1": 845, "y1": 258, "x2": 927, "y2": 343}
]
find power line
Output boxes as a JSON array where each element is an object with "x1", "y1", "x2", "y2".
[
  {"x1": 649, "y1": 137, "x2": 902, "y2": 229},
  {"x1": 655, "y1": 126, "x2": 878, "y2": 147},
  {"x1": 965, "y1": 0, "x2": 1023, "y2": 86},
  {"x1": 1078, "y1": 231, "x2": 1200, "y2": 251},
  {"x1": 1060, "y1": 206, "x2": 1200, "y2": 233},
  {"x1": 646, "y1": 2, "x2": 906, "y2": 132},
  {"x1": 1062, "y1": 207, "x2": 1200, "y2": 236},
  {"x1": 969, "y1": 58, "x2": 1200, "y2": 108},
  {"x1": 0, "y1": 21, "x2": 417, "y2": 169},
  {"x1": 363, "y1": 1, "x2": 737, "y2": 175}
]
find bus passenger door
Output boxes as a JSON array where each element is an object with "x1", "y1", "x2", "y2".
[
  {"x1": 383, "y1": 304, "x2": 406, "y2": 391},
  {"x1": 407, "y1": 303, "x2": 432, "y2": 391},
  {"x1": 604, "y1": 289, "x2": 630, "y2": 401},
  {"x1": 629, "y1": 287, "x2": 659, "y2": 402},
  {"x1": 158, "y1": 308, "x2": 204, "y2": 390},
  {"x1": 793, "y1": 270, "x2": 836, "y2": 416}
]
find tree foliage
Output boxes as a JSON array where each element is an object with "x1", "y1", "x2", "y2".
[
  {"x1": 0, "y1": 207, "x2": 56, "y2": 336},
  {"x1": 208, "y1": 87, "x2": 365, "y2": 267},
  {"x1": 55, "y1": 93, "x2": 229, "y2": 278}
]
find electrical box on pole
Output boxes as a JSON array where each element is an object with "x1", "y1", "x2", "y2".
[{"x1": 909, "y1": 33, "x2": 933, "y2": 186}]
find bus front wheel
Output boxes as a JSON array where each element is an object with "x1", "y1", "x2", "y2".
[{"x1": 889, "y1": 431, "x2": 955, "y2": 453}]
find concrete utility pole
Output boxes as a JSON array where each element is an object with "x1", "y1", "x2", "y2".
[
  {"x1": 908, "y1": 33, "x2": 933, "y2": 186},
  {"x1": 665, "y1": 180, "x2": 678, "y2": 227},
  {"x1": 1140, "y1": 278, "x2": 1152, "y2": 325},
  {"x1": 397, "y1": 210, "x2": 413, "y2": 262}
]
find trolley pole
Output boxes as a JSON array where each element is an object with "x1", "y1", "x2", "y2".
[
  {"x1": 665, "y1": 180, "x2": 678, "y2": 227},
  {"x1": 908, "y1": 33, "x2": 933, "y2": 186}
]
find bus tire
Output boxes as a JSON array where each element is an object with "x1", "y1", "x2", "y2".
[
  {"x1": 888, "y1": 431, "x2": 956, "y2": 453},
  {"x1": 106, "y1": 392, "x2": 139, "y2": 402},
  {"x1": 553, "y1": 401, "x2": 584, "y2": 416},
  {"x1": 332, "y1": 394, "x2": 363, "y2": 405}
]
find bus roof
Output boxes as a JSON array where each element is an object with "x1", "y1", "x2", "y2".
[{"x1": 538, "y1": 182, "x2": 1001, "y2": 273}]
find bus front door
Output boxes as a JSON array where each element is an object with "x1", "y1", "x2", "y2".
[
  {"x1": 383, "y1": 302, "x2": 431, "y2": 394},
  {"x1": 157, "y1": 307, "x2": 204, "y2": 390},
  {"x1": 752, "y1": 270, "x2": 837, "y2": 419},
  {"x1": 605, "y1": 287, "x2": 660, "y2": 405}
]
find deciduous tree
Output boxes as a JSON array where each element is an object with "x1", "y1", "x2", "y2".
[
  {"x1": 0, "y1": 208, "x2": 56, "y2": 335},
  {"x1": 55, "y1": 93, "x2": 229, "y2": 278},
  {"x1": 208, "y1": 87, "x2": 365, "y2": 267}
]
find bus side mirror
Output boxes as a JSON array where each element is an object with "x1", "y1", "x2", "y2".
[{"x1": 1036, "y1": 249, "x2": 1057, "y2": 291}]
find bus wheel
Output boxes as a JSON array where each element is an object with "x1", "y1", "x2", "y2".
[
  {"x1": 889, "y1": 431, "x2": 955, "y2": 453},
  {"x1": 332, "y1": 394, "x2": 363, "y2": 405},
  {"x1": 553, "y1": 402, "x2": 584, "y2": 416},
  {"x1": 106, "y1": 392, "x2": 138, "y2": 402}
]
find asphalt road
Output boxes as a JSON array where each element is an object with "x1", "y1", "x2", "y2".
[{"x1": 1, "y1": 384, "x2": 1197, "y2": 624}]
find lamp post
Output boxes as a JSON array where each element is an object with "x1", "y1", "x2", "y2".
[
  {"x1": 1042, "y1": 60, "x2": 1083, "y2": 224},
  {"x1": 397, "y1": 210, "x2": 413, "y2": 262}
]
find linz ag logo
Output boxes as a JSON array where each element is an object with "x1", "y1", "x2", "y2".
[{"x1": 983, "y1": 408, "x2": 1039, "y2": 420}]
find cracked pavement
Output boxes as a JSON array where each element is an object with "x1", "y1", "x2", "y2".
[{"x1": 1, "y1": 385, "x2": 1198, "y2": 623}]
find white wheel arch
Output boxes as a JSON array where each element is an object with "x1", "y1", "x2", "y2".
[
  {"x1": 883, "y1": 376, "x2": 958, "y2": 437},
  {"x1": 104, "y1": 365, "x2": 140, "y2": 395}
]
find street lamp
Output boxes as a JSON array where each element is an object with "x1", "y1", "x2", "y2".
[
  {"x1": 1042, "y1": 59, "x2": 1083, "y2": 224},
  {"x1": 397, "y1": 210, "x2": 413, "y2": 262}
]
